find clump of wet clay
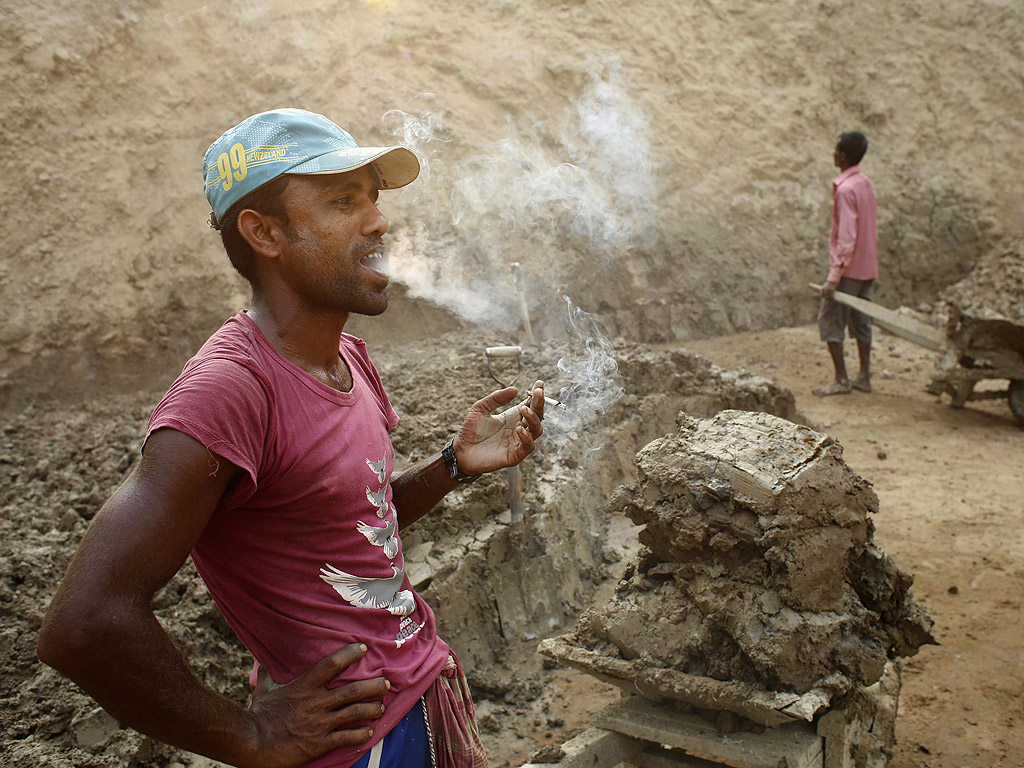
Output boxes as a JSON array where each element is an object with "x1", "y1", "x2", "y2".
[
  {"x1": 550, "y1": 410, "x2": 934, "y2": 699},
  {"x1": 939, "y1": 233, "x2": 1024, "y2": 357}
]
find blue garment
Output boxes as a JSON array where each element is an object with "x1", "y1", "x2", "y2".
[{"x1": 350, "y1": 699, "x2": 431, "y2": 768}]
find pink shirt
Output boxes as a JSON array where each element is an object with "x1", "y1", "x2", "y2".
[
  {"x1": 828, "y1": 165, "x2": 878, "y2": 283},
  {"x1": 146, "y1": 312, "x2": 450, "y2": 768}
]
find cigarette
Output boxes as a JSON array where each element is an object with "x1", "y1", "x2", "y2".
[{"x1": 518, "y1": 394, "x2": 567, "y2": 410}]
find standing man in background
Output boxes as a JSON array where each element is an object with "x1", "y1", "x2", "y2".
[{"x1": 814, "y1": 130, "x2": 879, "y2": 397}]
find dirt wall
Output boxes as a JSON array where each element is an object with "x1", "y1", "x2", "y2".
[{"x1": 3, "y1": 0, "x2": 1024, "y2": 408}]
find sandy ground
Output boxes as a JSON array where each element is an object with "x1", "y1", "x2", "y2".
[{"x1": 681, "y1": 324, "x2": 1024, "y2": 768}]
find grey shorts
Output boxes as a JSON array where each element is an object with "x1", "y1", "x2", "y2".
[{"x1": 818, "y1": 277, "x2": 874, "y2": 344}]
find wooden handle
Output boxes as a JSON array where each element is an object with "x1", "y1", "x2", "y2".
[
  {"x1": 485, "y1": 345, "x2": 522, "y2": 358},
  {"x1": 807, "y1": 282, "x2": 946, "y2": 351}
]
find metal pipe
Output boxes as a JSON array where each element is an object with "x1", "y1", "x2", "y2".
[
  {"x1": 507, "y1": 465, "x2": 523, "y2": 524},
  {"x1": 512, "y1": 263, "x2": 535, "y2": 344}
]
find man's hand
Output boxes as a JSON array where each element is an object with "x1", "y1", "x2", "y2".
[
  {"x1": 455, "y1": 380, "x2": 545, "y2": 475},
  {"x1": 389, "y1": 381, "x2": 545, "y2": 528},
  {"x1": 244, "y1": 644, "x2": 388, "y2": 768},
  {"x1": 822, "y1": 279, "x2": 839, "y2": 300}
]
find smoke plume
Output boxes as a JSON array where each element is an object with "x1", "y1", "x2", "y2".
[{"x1": 381, "y1": 54, "x2": 656, "y2": 333}]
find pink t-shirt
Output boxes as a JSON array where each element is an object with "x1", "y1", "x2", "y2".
[
  {"x1": 828, "y1": 165, "x2": 879, "y2": 283},
  {"x1": 146, "y1": 312, "x2": 450, "y2": 768}
]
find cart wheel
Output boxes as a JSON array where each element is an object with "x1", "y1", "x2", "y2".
[{"x1": 1010, "y1": 379, "x2": 1024, "y2": 427}]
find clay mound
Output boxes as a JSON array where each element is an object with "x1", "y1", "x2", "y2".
[
  {"x1": 546, "y1": 410, "x2": 934, "y2": 705},
  {"x1": 939, "y1": 234, "x2": 1024, "y2": 357}
]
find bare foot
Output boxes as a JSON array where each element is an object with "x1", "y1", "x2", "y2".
[
  {"x1": 813, "y1": 379, "x2": 852, "y2": 397},
  {"x1": 851, "y1": 377, "x2": 872, "y2": 393}
]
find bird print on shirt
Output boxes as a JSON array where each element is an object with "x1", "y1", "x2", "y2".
[
  {"x1": 321, "y1": 442, "x2": 415, "y2": 628},
  {"x1": 319, "y1": 564, "x2": 415, "y2": 616},
  {"x1": 356, "y1": 517, "x2": 399, "y2": 559},
  {"x1": 365, "y1": 484, "x2": 389, "y2": 518},
  {"x1": 366, "y1": 456, "x2": 387, "y2": 484}
]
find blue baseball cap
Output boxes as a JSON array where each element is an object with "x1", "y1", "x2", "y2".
[{"x1": 203, "y1": 108, "x2": 420, "y2": 227}]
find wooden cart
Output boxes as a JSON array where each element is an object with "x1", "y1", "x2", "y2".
[{"x1": 810, "y1": 284, "x2": 1024, "y2": 426}]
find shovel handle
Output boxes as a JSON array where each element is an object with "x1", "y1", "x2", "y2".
[{"x1": 485, "y1": 345, "x2": 522, "y2": 358}]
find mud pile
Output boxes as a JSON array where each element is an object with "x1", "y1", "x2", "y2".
[
  {"x1": 939, "y1": 234, "x2": 1024, "y2": 357},
  {"x1": 0, "y1": 335, "x2": 798, "y2": 767},
  {"x1": 543, "y1": 410, "x2": 934, "y2": 713}
]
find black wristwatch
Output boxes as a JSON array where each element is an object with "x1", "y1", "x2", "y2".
[{"x1": 442, "y1": 438, "x2": 481, "y2": 483}]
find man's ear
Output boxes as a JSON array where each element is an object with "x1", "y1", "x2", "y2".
[{"x1": 237, "y1": 209, "x2": 286, "y2": 259}]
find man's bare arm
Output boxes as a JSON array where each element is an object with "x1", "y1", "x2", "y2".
[{"x1": 37, "y1": 428, "x2": 386, "y2": 768}]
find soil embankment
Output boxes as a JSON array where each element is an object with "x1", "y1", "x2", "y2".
[{"x1": 3, "y1": 0, "x2": 1024, "y2": 405}]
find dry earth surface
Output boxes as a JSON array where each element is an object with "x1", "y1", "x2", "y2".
[
  {"x1": 4, "y1": 0, "x2": 1024, "y2": 405},
  {"x1": 3, "y1": 0, "x2": 1024, "y2": 766},
  {"x1": 0, "y1": 330, "x2": 800, "y2": 768}
]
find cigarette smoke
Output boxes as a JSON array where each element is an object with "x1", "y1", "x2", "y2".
[
  {"x1": 380, "y1": 54, "x2": 655, "y2": 331},
  {"x1": 380, "y1": 56, "x2": 648, "y2": 453},
  {"x1": 544, "y1": 296, "x2": 625, "y2": 448}
]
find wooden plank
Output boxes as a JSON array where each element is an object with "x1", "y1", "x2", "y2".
[
  {"x1": 537, "y1": 637, "x2": 829, "y2": 727},
  {"x1": 929, "y1": 361, "x2": 1024, "y2": 393},
  {"x1": 596, "y1": 697, "x2": 823, "y2": 768},
  {"x1": 809, "y1": 283, "x2": 946, "y2": 351},
  {"x1": 958, "y1": 346, "x2": 1024, "y2": 374},
  {"x1": 518, "y1": 727, "x2": 645, "y2": 768},
  {"x1": 965, "y1": 388, "x2": 1009, "y2": 402}
]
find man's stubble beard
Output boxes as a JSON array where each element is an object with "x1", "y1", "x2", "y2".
[{"x1": 291, "y1": 228, "x2": 390, "y2": 317}]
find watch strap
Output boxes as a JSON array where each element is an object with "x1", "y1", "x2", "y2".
[{"x1": 443, "y1": 438, "x2": 481, "y2": 483}]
